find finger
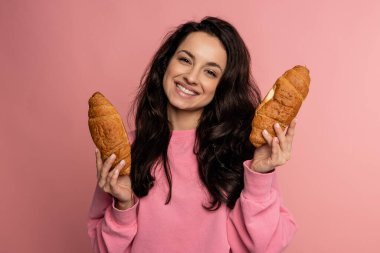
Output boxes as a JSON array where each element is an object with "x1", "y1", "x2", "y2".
[
  {"x1": 285, "y1": 118, "x2": 297, "y2": 150},
  {"x1": 262, "y1": 129, "x2": 273, "y2": 146},
  {"x1": 95, "y1": 148, "x2": 103, "y2": 177},
  {"x1": 109, "y1": 164, "x2": 123, "y2": 193},
  {"x1": 274, "y1": 122, "x2": 286, "y2": 150},
  {"x1": 103, "y1": 169, "x2": 115, "y2": 192},
  {"x1": 286, "y1": 118, "x2": 297, "y2": 140},
  {"x1": 105, "y1": 168, "x2": 115, "y2": 188},
  {"x1": 107, "y1": 159, "x2": 125, "y2": 184},
  {"x1": 271, "y1": 137, "x2": 281, "y2": 164},
  {"x1": 99, "y1": 153, "x2": 116, "y2": 187},
  {"x1": 110, "y1": 168, "x2": 120, "y2": 188}
]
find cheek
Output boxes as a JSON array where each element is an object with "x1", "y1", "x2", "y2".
[
  {"x1": 202, "y1": 82, "x2": 219, "y2": 102},
  {"x1": 206, "y1": 81, "x2": 219, "y2": 95},
  {"x1": 163, "y1": 63, "x2": 175, "y2": 88},
  {"x1": 166, "y1": 60, "x2": 181, "y2": 75}
]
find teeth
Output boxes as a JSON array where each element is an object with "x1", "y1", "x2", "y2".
[{"x1": 176, "y1": 83, "x2": 196, "y2": 95}]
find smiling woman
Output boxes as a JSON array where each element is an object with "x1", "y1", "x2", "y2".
[
  {"x1": 87, "y1": 16, "x2": 298, "y2": 253},
  {"x1": 163, "y1": 31, "x2": 227, "y2": 130}
]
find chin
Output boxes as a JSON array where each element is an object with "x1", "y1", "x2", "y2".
[{"x1": 168, "y1": 101, "x2": 201, "y2": 112}]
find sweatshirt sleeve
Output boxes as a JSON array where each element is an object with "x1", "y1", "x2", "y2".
[
  {"x1": 87, "y1": 184, "x2": 139, "y2": 253},
  {"x1": 226, "y1": 159, "x2": 298, "y2": 253}
]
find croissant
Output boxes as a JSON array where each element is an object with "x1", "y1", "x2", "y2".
[
  {"x1": 88, "y1": 92, "x2": 131, "y2": 176},
  {"x1": 250, "y1": 65, "x2": 311, "y2": 148}
]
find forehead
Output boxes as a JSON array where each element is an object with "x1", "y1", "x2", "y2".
[{"x1": 176, "y1": 32, "x2": 227, "y2": 68}]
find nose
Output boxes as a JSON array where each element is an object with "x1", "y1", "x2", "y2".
[{"x1": 183, "y1": 67, "x2": 199, "y2": 85}]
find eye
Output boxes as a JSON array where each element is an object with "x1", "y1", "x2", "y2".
[
  {"x1": 206, "y1": 70, "x2": 217, "y2": 78},
  {"x1": 179, "y1": 57, "x2": 191, "y2": 64}
]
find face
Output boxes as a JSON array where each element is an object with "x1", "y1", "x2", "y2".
[{"x1": 162, "y1": 31, "x2": 227, "y2": 116}]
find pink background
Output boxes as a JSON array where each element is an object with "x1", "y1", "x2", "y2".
[{"x1": 1, "y1": 0, "x2": 379, "y2": 252}]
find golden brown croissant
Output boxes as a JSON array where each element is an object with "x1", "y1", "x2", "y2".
[
  {"x1": 88, "y1": 92, "x2": 131, "y2": 176},
  {"x1": 250, "y1": 65, "x2": 311, "y2": 148}
]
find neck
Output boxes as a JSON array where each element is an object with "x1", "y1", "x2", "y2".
[{"x1": 167, "y1": 105, "x2": 202, "y2": 130}]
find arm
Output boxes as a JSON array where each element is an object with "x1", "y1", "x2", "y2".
[
  {"x1": 227, "y1": 160, "x2": 298, "y2": 253},
  {"x1": 87, "y1": 184, "x2": 139, "y2": 253}
]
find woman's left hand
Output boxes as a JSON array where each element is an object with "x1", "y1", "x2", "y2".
[{"x1": 251, "y1": 118, "x2": 297, "y2": 173}]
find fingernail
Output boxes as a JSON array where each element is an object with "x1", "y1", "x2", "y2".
[
  {"x1": 120, "y1": 160, "x2": 125, "y2": 165},
  {"x1": 111, "y1": 154, "x2": 116, "y2": 159},
  {"x1": 275, "y1": 123, "x2": 280, "y2": 128},
  {"x1": 95, "y1": 148, "x2": 98, "y2": 153},
  {"x1": 263, "y1": 129, "x2": 268, "y2": 135}
]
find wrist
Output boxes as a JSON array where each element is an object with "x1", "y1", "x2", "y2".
[
  {"x1": 115, "y1": 197, "x2": 134, "y2": 210},
  {"x1": 250, "y1": 163, "x2": 275, "y2": 174}
]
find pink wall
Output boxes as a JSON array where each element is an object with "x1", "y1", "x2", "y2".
[{"x1": 1, "y1": 0, "x2": 379, "y2": 252}]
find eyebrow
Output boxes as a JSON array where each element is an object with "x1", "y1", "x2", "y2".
[{"x1": 177, "y1": 49, "x2": 224, "y2": 72}]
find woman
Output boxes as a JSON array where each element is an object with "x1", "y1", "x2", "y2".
[{"x1": 87, "y1": 16, "x2": 298, "y2": 253}]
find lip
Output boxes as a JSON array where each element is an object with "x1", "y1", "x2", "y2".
[{"x1": 174, "y1": 80, "x2": 199, "y2": 95}]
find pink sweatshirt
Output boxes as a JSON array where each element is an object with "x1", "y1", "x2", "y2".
[{"x1": 87, "y1": 129, "x2": 298, "y2": 253}]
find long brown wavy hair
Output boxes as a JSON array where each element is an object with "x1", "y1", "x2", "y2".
[{"x1": 129, "y1": 16, "x2": 262, "y2": 211}]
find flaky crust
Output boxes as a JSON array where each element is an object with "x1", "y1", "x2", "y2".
[
  {"x1": 88, "y1": 92, "x2": 131, "y2": 176},
  {"x1": 250, "y1": 65, "x2": 311, "y2": 148}
]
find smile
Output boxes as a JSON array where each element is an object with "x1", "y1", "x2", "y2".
[{"x1": 175, "y1": 82, "x2": 198, "y2": 96}]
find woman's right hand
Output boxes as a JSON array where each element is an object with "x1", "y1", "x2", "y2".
[{"x1": 95, "y1": 149, "x2": 134, "y2": 209}]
